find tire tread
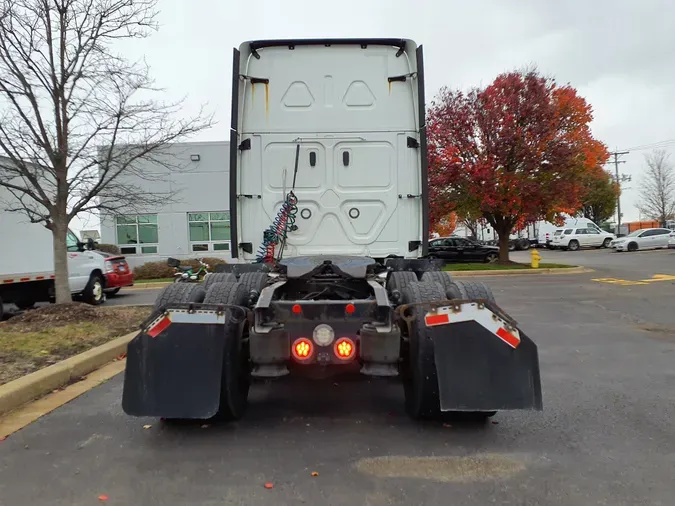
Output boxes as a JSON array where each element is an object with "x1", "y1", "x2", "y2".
[
  {"x1": 388, "y1": 271, "x2": 418, "y2": 293},
  {"x1": 153, "y1": 283, "x2": 205, "y2": 311},
  {"x1": 447, "y1": 280, "x2": 496, "y2": 303},
  {"x1": 203, "y1": 272, "x2": 237, "y2": 291},
  {"x1": 203, "y1": 281, "x2": 249, "y2": 306},
  {"x1": 238, "y1": 272, "x2": 269, "y2": 295}
]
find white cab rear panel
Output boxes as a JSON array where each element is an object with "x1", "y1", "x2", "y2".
[{"x1": 230, "y1": 39, "x2": 426, "y2": 260}]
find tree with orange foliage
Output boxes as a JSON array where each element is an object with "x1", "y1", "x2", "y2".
[
  {"x1": 428, "y1": 69, "x2": 608, "y2": 261},
  {"x1": 434, "y1": 212, "x2": 458, "y2": 237}
]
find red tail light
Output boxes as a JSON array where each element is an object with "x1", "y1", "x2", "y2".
[
  {"x1": 292, "y1": 338, "x2": 313, "y2": 361},
  {"x1": 334, "y1": 338, "x2": 356, "y2": 360}
]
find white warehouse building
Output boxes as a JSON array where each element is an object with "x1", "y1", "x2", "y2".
[{"x1": 99, "y1": 141, "x2": 234, "y2": 269}]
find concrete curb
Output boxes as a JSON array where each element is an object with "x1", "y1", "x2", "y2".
[
  {"x1": 0, "y1": 331, "x2": 137, "y2": 417},
  {"x1": 449, "y1": 266, "x2": 591, "y2": 277},
  {"x1": 124, "y1": 282, "x2": 171, "y2": 291}
]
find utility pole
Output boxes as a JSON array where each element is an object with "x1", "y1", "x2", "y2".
[{"x1": 608, "y1": 150, "x2": 631, "y2": 235}]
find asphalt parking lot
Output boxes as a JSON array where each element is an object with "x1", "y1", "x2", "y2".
[
  {"x1": 1, "y1": 249, "x2": 675, "y2": 505},
  {"x1": 511, "y1": 245, "x2": 675, "y2": 279}
]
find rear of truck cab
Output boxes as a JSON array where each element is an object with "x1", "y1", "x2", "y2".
[{"x1": 230, "y1": 38, "x2": 427, "y2": 261}]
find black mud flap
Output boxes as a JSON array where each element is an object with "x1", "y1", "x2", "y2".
[
  {"x1": 122, "y1": 321, "x2": 226, "y2": 419},
  {"x1": 430, "y1": 320, "x2": 542, "y2": 412}
]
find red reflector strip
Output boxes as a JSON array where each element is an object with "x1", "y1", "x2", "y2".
[
  {"x1": 496, "y1": 327, "x2": 520, "y2": 349},
  {"x1": 425, "y1": 313, "x2": 450, "y2": 326},
  {"x1": 20, "y1": 277, "x2": 30, "y2": 282},
  {"x1": 36, "y1": 276, "x2": 45, "y2": 280},
  {"x1": 147, "y1": 316, "x2": 171, "y2": 338},
  {"x1": 3, "y1": 279, "x2": 13, "y2": 284}
]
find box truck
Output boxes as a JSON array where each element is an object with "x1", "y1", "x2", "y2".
[{"x1": 0, "y1": 187, "x2": 133, "y2": 319}]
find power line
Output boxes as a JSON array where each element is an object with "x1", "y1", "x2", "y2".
[{"x1": 622, "y1": 139, "x2": 675, "y2": 152}]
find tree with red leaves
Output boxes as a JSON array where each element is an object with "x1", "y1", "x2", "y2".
[{"x1": 428, "y1": 69, "x2": 608, "y2": 261}]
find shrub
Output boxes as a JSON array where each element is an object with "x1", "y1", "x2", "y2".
[
  {"x1": 95, "y1": 243, "x2": 121, "y2": 254},
  {"x1": 133, "y1": 257, "x2": 228, "y2": 280}
]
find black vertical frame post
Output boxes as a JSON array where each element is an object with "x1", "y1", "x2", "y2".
[
  {"x1": 416, "y1": 45, "x2": 430, "y2": 256},
  {"x1": 229, "y1": 48, "x2": 241, "y2": 257}
]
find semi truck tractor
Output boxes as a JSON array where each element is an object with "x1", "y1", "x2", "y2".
[{"x1": 122, "y1": 38, "x2": 542, "y2": 422}]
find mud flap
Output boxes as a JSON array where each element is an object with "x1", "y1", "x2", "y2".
[
  {"x1": 122, "y1": 313, "x2": 228, "y2": 419},
  {"x1": 426, "y1": 303, "x2": 543, "y2": 412}
]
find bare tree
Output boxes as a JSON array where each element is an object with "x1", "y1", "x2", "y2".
[
  {"x1": 637, "y1": 149, "x2": 675, "y2": 225},
  {"x1": 0, "y1": 0, "x2": 213, "y2": 303}
]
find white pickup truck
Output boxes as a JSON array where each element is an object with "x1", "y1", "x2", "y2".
[{"x1": 0, "y1": 190, "x2": 133, "y2": 319}]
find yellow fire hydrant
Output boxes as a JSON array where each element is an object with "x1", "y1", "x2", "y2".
[{"x1": 531, "y1": 248, "x2": 541, "y2": 269}]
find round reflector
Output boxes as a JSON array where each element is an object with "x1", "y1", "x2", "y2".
[
  {"x1": 312, "y1": 324, "x2": 335, "y2": 346},
  {"x1": 345, "y1": 303, "x2": 356, "y2": 314},
  {"x1": 292, "y1": 304, "x2": 302, "y2": 314},
  {"x1": 334, "y1": 338, "x2": 355, "y2": 360},
  {"x1": 292, "y1": 338, "x2": 313, "y2": 361}
]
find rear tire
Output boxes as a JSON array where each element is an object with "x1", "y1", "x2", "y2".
[
  {"x1": 400, "y1": 281, "x2": 446, "y2": 420},
  {"x1": 203, "y1": 272, "x2": 236, "y2": 291},
  {"x1": 201, "y1": 281, "x2": 251, "y2": 422},
  {"x1": 401, "y1": 281, "x2": 499, "y2": 422},
  {"x1": 387, "y1": 271, "x2": 418, "y2": 295},
  {"x1": 106, "y1": 288, "x2": 121, "y2": 296},
  {"x1": 153, "y1": 283, "x2": 206, "y2": 311},
  {"x1": 15, "y1": 299, "x2": 36, "y2": 310},
  {"x1": 203, "y1": 281, "x2": 249, "y2": 307},
  {"x1": 216, "y1": 318, "x2": 250, "y2": 422},
  {"x1": 420, "y1": 271, "x2": 453, "y2": 295},
  {"x1": 485, "y1": 252, "x2": 499, "y2": 264},
  {"x1": 568, "y1": 240, "x2": 580, "y2": 251},
  {"x1": 237, "y1": 272, "x2": 269, "y2": 300},
  {"x1": 446, "y1": 280, "x2": 496, "y2": 304}
]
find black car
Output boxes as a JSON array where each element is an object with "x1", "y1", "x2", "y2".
[{"x1": 427, "y1": 237, "x2": 500, "y2": 263}]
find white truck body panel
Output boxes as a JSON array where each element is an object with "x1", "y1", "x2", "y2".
[
  {"x1": 231, "y1": 39, "x2": 426, "y2": 261},
  {"x1": 0, "y1": 186, "x2": 106, "y2": 300},
  {"x1": 0, "y1": 202, "x2": 55, "y2": 280}
]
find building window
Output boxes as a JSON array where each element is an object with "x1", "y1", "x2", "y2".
[
  {"x1": 188, "y1": 212, "x2": 230, "y2": 252},
  {"x1": 115, "y1": 215, "x2": 158, "y2": 255}
]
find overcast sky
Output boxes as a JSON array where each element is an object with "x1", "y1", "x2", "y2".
[{"x1": 72, "y1": 0, "x2": 675, "y2": 230}]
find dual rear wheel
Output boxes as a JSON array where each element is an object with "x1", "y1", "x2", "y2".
[
  {"x1": 154, "y1": 280, "x2": 251, "y2": 422},
  {"x1": 395, "y1": 273, "x2": 498, "y2": 423}
]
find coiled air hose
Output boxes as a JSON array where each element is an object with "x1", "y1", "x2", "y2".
[
  {"x1": 256, "y1": 191, "x2": 298, "y2": 263},
  {"x1": 256, "y1": 144, "x2": 301, "y2": 263}
]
